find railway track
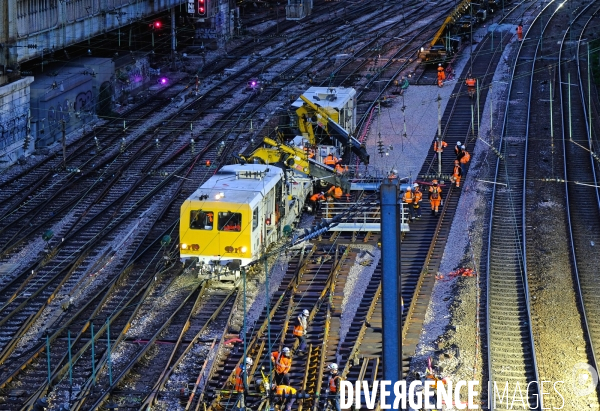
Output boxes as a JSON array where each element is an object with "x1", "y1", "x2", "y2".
[
  {"x1": 0, "y1": 3, "x2": 578, "y2": 411},
  {"x1": 202, "y1": 243, "x2": 347, "y2": 410},
  {"x1": 79, "y1": 286, "x2": 238, "y2": 410},
  {"x1": 559, "y1": 0, "x2": 600, "y2": 401},
  {"x1": 482, "y1": 0, "x2": 584, "y2": 408},
  {"x1": 397, "y1": 0, "x2": 538, "y2": 380},
  {"x1": 0, "y1": 4, "x2": 463, "y2": 404}
]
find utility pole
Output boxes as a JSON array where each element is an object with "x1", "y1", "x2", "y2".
[
  {"x1": 61, "y1": 120, "x2": 66, "y2": 165},
  {"x1": 171, "y1": 8, "x2": 176, "y2": 71},
  {"x1": 437, "y1": 94, "x2": 442, "y2": 177}
]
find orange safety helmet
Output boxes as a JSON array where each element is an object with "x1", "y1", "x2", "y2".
[{"x1": 432, "y1": 179, "x2": 439, "y2": 185}]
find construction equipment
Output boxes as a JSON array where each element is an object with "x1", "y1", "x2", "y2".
[
  {"x1": 292, "y1": 87, "x2": 369, "y2": 165},
  {"x1": 418, "y1": 0, "x2": 471, "y2": 63},
  {"x1": 237, "y1": 137, "x2": 351, "y2": 192}
]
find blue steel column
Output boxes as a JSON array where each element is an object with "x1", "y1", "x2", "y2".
[{"x1": 380, "y1": 182, "x2": 402, "y2": 388}]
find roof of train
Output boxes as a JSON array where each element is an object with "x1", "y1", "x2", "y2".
[
  {"x1": 186, "y1": 164, "x2": 283, "y2": 208},
  {"x1": 291, "y1": 86, "x2": 356, "y2": 111}
]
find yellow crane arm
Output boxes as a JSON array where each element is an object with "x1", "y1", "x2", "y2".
[
  {"x1": 429, "y1": 0, "x2": 471, "y2": 47},
  {"x1": 297, "y1": 96, "x2": 370, "y2": 165}
]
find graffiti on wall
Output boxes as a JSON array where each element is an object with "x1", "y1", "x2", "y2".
[
  {"x1": 197, "y1": 28, "x2": 219, "y2": 39},
  {"x1": 0, "y1": 112, "x2": 28, "y2": 150},
  {"x1": 113, "y1": 58, "x2": 151, "y2": 103}
]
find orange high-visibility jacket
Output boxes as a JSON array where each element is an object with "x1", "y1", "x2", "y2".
[
  {"x1": 433, "y1": 140, "x2": 448, "y2": 152},
  {"x1": 272, "y1": 352, "x2": 292, "y2": 374},
  {"x1": 329, "y1": 375, "x2": 341, "y2": 393}
]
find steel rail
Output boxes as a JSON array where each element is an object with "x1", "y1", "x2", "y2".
[
  {"x1": 559, "y1": 2, "x2": 600, "y2": 401},
  {"x1": 486, "y1": 1, "x2": 561, "y2": 409}
]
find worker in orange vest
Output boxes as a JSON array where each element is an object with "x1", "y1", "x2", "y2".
[
  {"x1": 437, "y1": 64, "x2": 446, "y2": 87},
  {"x1": 429, "y1": 180, "x2": 442, "y2": 216},
  {"x1": 272, "y1": 384, "x2": 297, "y2": 411},
  {"x1": 271, "y1": 347, "x2": 292, "y2": 386},
  {"x1": 327, "y1": 185, "x2": 343, "y2": 199},
  {"x1": 452, "y1": 160, "x2": 463, "y2": 188},
  {"x1": 459, "y1": 145, "x2": 471, "y2": 164},
  {"x1": 413, "y1": 183, "x2": 423, "y2": 218},
  {"x1": 293, "y1": 309, "x2": 309, "y2": 353},
  {"x1": 465, "y1": 75, "x2": 476, "y2": 98},
  {"x1": 433, "y1": 139, "x2": 448, "y2": 154},
  {"x1": 233, "y1": 357, "x2": 253, "y2": 393},
  {"x1": 516, "y1": 23, "x2": 523, "y2": 41},
  {"x1": 326, "y1": 363, "x2": 342, "y2": 411},
  {"x1": 402, "y1": 186, "x2": 416, "y2": 220},
  {"x1": 308, "y1": 192, "x2": 326, "y2": 215},
  {"x1": 324, "y1": 153, "x2": 338, "y2": 166}
]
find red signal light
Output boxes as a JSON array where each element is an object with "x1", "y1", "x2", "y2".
[
  {"x1": 154, "y1": 21, "x2": 161, "y2": 29},
  {"x1": 198, "y1": 0, "x2": 207, "y2": 16},
  {"x1": 206, "y1": 160, "x2": 211, "y2": 167}
]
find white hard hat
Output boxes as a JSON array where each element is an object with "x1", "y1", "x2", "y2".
[
  {"x1": 328, "y1": 363, "x2": 338, "y2": 371},
  {"x1": 456, "y1": 141, "x2": 461, "y2": 146},
  {"x1": 282, "y1": 347, "x2": 291, "y2": 355},
  {"x1": 413, "y1": 183, "x2": 419, "y2": 188},
  {"x1": 406, "y1": 186, "x2": 411, "y2": 191},
  {"x1": 302, "y1": 309, "x2": 309, "y2": 317},
  {"x1": 461, "y1": 145, "x2": 466, "y2": 149},
  {"x1": 438, "y1": 63, "x2": 442, "y2": 66},
  {"x1": 246, "y1": 357, "x2": 253, "y2": 366}
]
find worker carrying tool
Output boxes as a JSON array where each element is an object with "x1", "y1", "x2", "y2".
[
  {"x1": 465, "y1": 75, "x2": 476, "y2": 98},
  {"x1": 271, "y1": 348, "x2": 292, "y2": 386},
  {"x1": 402, "y1": 186, "x2": 416, "y2": 220},
  {"x1": 437, "y1": 64, "x2": 446, "y2": 87},
  {"x1": 452, "y1": 160, "x2": 463, "y2": 188},
  {"x1": 326, "y1": 363, "x2": 342, "y2": 411},
  {"x1": 308, "y1": 192, "x2": 326, "y2": 215},
  {"x1": 293, "y1": 309, "x2": 310, "y2": 353},
  {"x1": 517, "y1": 22, "x2": 523, "y2": 41},
  {"x1": 413, "y1": 182, "x2": 423, "y2": 218},
  {"x1": 429, "y1": 180, "x2": 443, "y2": 216}
]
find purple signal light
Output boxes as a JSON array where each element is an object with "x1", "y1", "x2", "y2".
[
  {"x1": 251, "y1": 81, "x2": 257, "y2": 87},
  {"x1": 160, "y1": 77, "x2": 168, "y2": 85}
]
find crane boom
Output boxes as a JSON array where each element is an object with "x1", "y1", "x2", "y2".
[
  {"x1": 237, "y1": 137, "x2": 351, "y2": 192},
  {"x1": 299, "y1": 95, "x2": 370, "y2": 165}
]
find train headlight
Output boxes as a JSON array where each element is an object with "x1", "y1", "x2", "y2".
[
  {"x1": 241, "y1": 246, "x2": 248, "y2": 253},
  {"x1": 215, "y1": 193, "x2": 221, "y2": 199},
  {"x1": 181, "y1": 243, "x2": 188, "y2": 250}
]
